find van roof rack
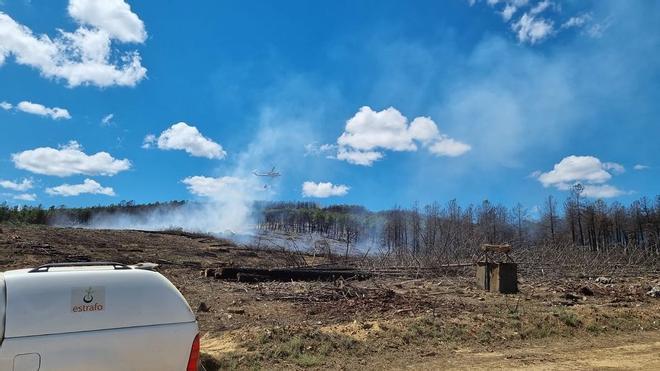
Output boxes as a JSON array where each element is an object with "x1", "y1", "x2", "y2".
[
  {"x1": 28, "y1": 262, "x2": 131, "y2": 273},
  {"x1": 131, "y1": 262, "x2": 159, "y2": 271}
]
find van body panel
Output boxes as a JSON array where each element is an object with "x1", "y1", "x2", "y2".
[
  {"x1": 0, "y1": 274, "x2": 6, "y2": 343},
  {"x1": 0, "y1": 322, "x2": 197, "y2": 371},
  {"x1": 0, "y1": 266, "x2": 198, "y2": 370},
  {"x1": 2, "y1": 268, "x2": 195, "y2": 338},
  {"x1": 13, "y1": 353, "x2": 40, "y2": 371}
]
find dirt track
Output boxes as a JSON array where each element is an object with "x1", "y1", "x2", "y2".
[{"x1": 402, "y1": 331, "x2": 660, "y2": 370}]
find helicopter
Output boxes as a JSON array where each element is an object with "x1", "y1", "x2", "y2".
[
  {"x1": 253, "y1": 166, "x2": 280, "y2": 189},
  {"x1": 252, "y1": 166, "x2": 281, "y2": 178}
]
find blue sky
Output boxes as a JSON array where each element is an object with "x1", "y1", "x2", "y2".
[{"x1": 0, "y1": 0, "x2": 658, "y2": 211}]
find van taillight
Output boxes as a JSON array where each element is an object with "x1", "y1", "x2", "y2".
[{"x1": 186, "y1": 334, "x2": 200, "y2": 371}]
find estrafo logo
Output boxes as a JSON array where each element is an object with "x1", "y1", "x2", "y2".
[{"x1": 71, "y1": 286, "x2": 105, "y2": 313}]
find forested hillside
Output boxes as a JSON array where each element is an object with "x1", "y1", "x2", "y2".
[{"x1": 2, "y1": 193, "x2": 658, "y2": 264}]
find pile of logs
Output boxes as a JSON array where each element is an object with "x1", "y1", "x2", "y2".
[{"x1": 203, "y1": 266, "x2": 371, "y2": 282}]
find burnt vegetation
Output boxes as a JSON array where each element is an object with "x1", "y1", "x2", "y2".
[
  {"x1": 1, "y1": 193, "x2": 659, "y2": 276},
  {"x1": 257, "y1": 195, "x2": 660, "y2": 276}
]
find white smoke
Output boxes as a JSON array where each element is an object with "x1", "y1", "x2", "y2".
[
  {"x1": 83, "y1": 201, "x2": 258, "y2": 236},
  {"x1": 67, "y1": 96, "x2": 320, "y2": 238},
  {"x1": 75, "y1": 151, "x2": 276, "y2": 237}
]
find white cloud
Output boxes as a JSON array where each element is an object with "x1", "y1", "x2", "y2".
[
  {"x1": 46, "y1": 178, "x2": 114, "y2": 197},
  {"x1": 537, "y1": 155, "x2": 614, "y2": 187},
  {"x1": 534, "y1": 155, "x2": 627, "y2": 198},
  {"x1": 68, "y1": 0, "x2": 146, "y2": 43},
  {"x1": 480, "y1": 0, "x2": 597, "y2": 44},
  {"x1": 409, "y1": 117, "x2": 442, "y2": 144},
  {"x1": 182, "y1": 176, "x2": 247, "y2": 199},
  {"x1": 0, "y1": 178, "x2": 33, "y2": 191},
  {"x1": 16, "y1": 101, "x2": 71, "y2": 120},
  {"x1": 511, "y1": 13, "x2": 554, "y2": 44},
  {"x1": 428, "y1": 137, "x2": 472, "y2": 157},
  {"x1": 561, "y1": 14, "x2": 591, "y2": 29},
  {"x1": 580, "y1": 184, "x2": 625, "y2": 199},
  {"x1": 633, "y1": 164, "x2": 649, "y2": 171},
  {"x1": 304, "y1": 142, "x2": 337, "y2": 157},
  {"x1": 13, "y1": 193, "x2": 36, "y2": 202},
  {"x1": 0, "y1": 101, "x2": 12, "y2": 110},
  {"x1": 336, "y1": 147, "x2": 384, "y2": 166},
  {"x1": 603, "y1": 162, "x2": 625, "y2": 175},
  {"x1": 528, "y1": 170, "x2": 542, "y2": 178},
  {"x1": 302, "y1": 181, "x2": 349, "y2": 198},
  {"x1": 12, "y1": 140, "x2": 131, "y2": 177},
  {"x1": 529, "y1": 0, "x2": 553, "y2": 15},
  {"x1": 586, "y1": 19, "x2": 611, "y2": 39},
  {"x1": 101, "y1": 113, "x2": 114, "y2": 125},
  {"x1": 338, "y1": 106, "x2": 416, "y2": 152},
  {"x1": 0, "y1": 0, "x2": 146, "y2": 87},
  {"x1": 501, "y1": 4, "x2": 517, "y2": 21},
  {"x1": 334, "y1": 106, "x2": 470, "y2": 166},
  {"x1": 141, "y1": 134, "x2": 156, "y2": 149},
  {"x1": 144, "y1": 122, "x2": 226, "y2": 159},
  {"x1": 320, "y1": 144, "x2": 337, "y2": 153}
]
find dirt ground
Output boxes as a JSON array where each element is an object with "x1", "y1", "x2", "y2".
[
  {"x1": 1, "y1": 224, "x2": 659, "y2": 370},
  {"x1": 405, "y1": 331, "x2": 660, "y2": 370}
]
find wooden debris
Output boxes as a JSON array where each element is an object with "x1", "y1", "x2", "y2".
[
  {"x1": 481, "y1": 244, "x2": 512, "y2": 254},
  {"x1": 647, "y1": 286, "x2": 660, "y2": 298},
  {"x1": 213, "y1": 267, "x2": 371, "y2": 282},
  {"x1": 202, "y1": 268, "x2": 216, "y2": 278},
  {"x1": 197, "y1": 302, "x2": 210, "y2": 312},
  {"x1": 257, "y1": 281, "x2": 396, "y2": 303},
  {"x1": 236, "y1": 273, "x2": 271, "y2": 283},
  {"x1": 579, "y1": 286, "x2": 594, "y2": 296}
]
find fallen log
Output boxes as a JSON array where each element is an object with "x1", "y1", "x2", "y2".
[
  {"x1": 216, "y1": 267, "x2": 271, "y2": 279},
  {"x1": 214, "y1": 267, "x2": 371, "y2": 282},
  {"x1": 236, "y1": 273, "x2": 271, "y2": 283}
]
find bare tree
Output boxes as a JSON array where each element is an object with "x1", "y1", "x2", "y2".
[
  {"x1": 409, "y1": 202, "x2": 422, "y2": 256},
  {"x1": 511, "y1": 203, "x2": 527, "y2": 242},
  {"x1": 573, "y1": 184, "x2": 585, "y2": 246},
  {"x1": 422, "y1": 202, "x2": 440, "y2": 256},
  {"x1": 542, "y1": 195, "x2": 557, "y2": 242}
]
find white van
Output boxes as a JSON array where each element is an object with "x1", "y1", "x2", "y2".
[{"x1": 0, "y1": 262, "x2": 200, "y2": 371}]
